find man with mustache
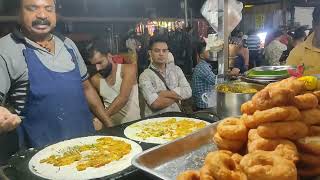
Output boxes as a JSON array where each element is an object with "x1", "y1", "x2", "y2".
[{"x1": 0, "y1": 0, "x2": 112, "y2": 163}]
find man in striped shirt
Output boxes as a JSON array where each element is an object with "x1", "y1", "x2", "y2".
[{"x1": 246, "y1": 30, "x2": 262, "y2": 68}]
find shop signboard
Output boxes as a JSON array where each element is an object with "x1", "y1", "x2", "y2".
[{"x1": 255, "y1": 14, "x2": 265, "y2": 30}]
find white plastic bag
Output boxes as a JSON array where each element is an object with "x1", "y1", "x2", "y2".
[
  {"x1": 201, "y1": 0, "x2": 243, "y2": 34},
  {"x1": 205, "y1": 34, "x2": 224, "y2": 52},
  {"x1": 228, "y1": 0, "x2": 243, "y2": 34},
  {"x1": 201, "y1": 0, "x2": 219, "y2": 32}
]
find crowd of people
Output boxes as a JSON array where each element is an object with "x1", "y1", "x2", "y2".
[
  {"x1": 1, "y1": 0, "x2": 320, "y2": 166},
  {"x1": 83, "y1": 5, "x2": 320, "y2": 122},
  {"x1": 125, "y1": 25, "x2": 199, "y2": 77},
  {"x1": 229, "y1": 14, "x2": 320, "y2": 72}
]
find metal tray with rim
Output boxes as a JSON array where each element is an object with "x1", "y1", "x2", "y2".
[
  {"x1": 244, "y1": 66, "x2": 295, "y2": 80},
  {"x1": 131, "y1": 122, "x2": 320, "y2": 180},
  {"x1": 240, "y1": 76, "x2": 279, "y2": 85},
  {"x1": 132, "y1": 122, "x2": 219, "y2": 180}
]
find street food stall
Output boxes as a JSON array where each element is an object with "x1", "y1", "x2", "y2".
[
  {"x1": 5, "y1": 77, "x2": 320, "y2": 180},
  {"x1": 2, "y1": 0, "x2": 320, "y2": 180}
]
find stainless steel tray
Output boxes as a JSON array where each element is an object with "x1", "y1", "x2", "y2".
[
  {"x1": 244, "y1": 66, "x2": 294, "y2": 80},
  {"x1": 251, "y1": 66, "x2": 294, "y2": 71},
  {"x1": 132, "y1": 122, "x2": 219, "y2": 180},
  {"x1": 240, "y1": 76, "x2": 278, "y2": 85}
]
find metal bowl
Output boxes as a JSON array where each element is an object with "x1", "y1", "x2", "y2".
[{"x1": 216, "y1": 82, "x2": 264, "y2": 118}]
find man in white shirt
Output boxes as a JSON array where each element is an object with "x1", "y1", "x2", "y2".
[
  {"x1": 126, "y1": 34, "x2": 140, "y2": 52},
  {"x1": 139, "y1": 36, "x2": 192, "y2": 117}
]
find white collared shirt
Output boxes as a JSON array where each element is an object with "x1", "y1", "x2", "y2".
[{"x1": 139, "y1": 63, "x2": 192, "y2": 117}]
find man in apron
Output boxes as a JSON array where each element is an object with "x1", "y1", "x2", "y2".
[{"x1": 0, "y1": 0, "x2": 112, "y2": 164}]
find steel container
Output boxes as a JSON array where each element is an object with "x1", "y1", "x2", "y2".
[{"x1": 216, "y1": 82, "x2": 264, "y2": 118}]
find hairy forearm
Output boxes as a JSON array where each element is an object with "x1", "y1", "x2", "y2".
[
  {"x1": 83, "y1": 81, "x2": 112, "y2": 127},
  {"x1": 106, "y1": 96, "x2": 129, "y2": 116}
]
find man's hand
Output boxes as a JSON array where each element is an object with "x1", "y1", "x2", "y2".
[
  {"x1": 103, "y1": 110, "x2": 114, "y2": 127},
  {"x1": 158, "y1": 90, "x2": 181, "y2": 100},
  {"x1": 93, "y1": 114, "x2": 113, "y2": 131},
  {"x1": 230, "y1": 68, "x2": 241, "y2": 76},
  {"x1": 83, "y1": 80, "x2": 114, "y2": 128},
  {"x1": 158, "y1": 90, "x2": 170, "y2": 97},
  {"x1": 0, "y1": 107, "x2": 21, "y2": 134},
  {"x1": 150, "y1": 90, "x2": 182, "y2": 110}
]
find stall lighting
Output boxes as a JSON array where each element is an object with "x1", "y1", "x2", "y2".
[
  {"x1": 245, "y1": 4, "x2": 254, "y2": 8},
  {"x1": 257, "y1": 32, "x2": 268, "y2": 48}
]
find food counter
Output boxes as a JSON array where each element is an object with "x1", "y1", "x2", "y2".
[
  {"x1": 1, "y1": 112, "x2": 219, "y2": 180},
  {"x1": 133, "y1": 77, "x2": 320, "y2": 180},
  {"x1": 3, "y1": 75, "x2": 320, "y2": 180}
]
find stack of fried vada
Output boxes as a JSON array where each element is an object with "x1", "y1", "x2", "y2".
[
  {"x1": 213, "y1": 117, "x2": 248, "y2": 152},
  {"x1": 178, "y1": 77, "x2": 320, "y2": 180},
  {"x1": 241, "y1": 77, "x2": 320, "y2": 178},
  {"x1": 296, "y1": 105, "x2": 320, "y2": 177}
]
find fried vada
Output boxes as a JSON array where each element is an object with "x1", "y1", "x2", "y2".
[
  {"x1": 242, "y1": 114, "x2": 259, "y2": 129},
  {"x1": 253, "y1": 106, "x2": 301, "y2": 125},
  {"x1": 313, "y1": 90, "x2": 320, "y2": 103},
  {"x1": 301, "y1": 109, "x2": 320, "y2": 125},
  {"x1": 247, "y1": 132, "x2": 298, "y2": 163},
  {"x1": 200, "y1": 151, "x2": 247, "y2": 180},
  {"x1": 293, "y1": 93, "x2": 319, "y2": 110},
  {"x1": 213, "y1": 133, "x2": 245, "y2": 152},
  {"x1": 257, "y1": 121, "x2": 308, "y2": 140},
  {"x1": 252, "y1": 88, "x2": 295, "y2": 111},
  {"x1": 177, "y1": 170, "x2": 200, "y2": 180},
  {"x1": 217, "y1": 118, "x2": 248, "y2": 141},
  {"x1": 267, "y1": 77, "x2": 306, "y2": 96},
  {"x1": 240, "y1": 101, "x2": 257, "y2": 115},
  {"x1": 240, "y1": 150, "x2": 297, "y2": 180}
]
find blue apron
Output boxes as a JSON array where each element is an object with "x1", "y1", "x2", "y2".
[{"x1": 19, "y1": 44, "x2": 94, "y2": 148}]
